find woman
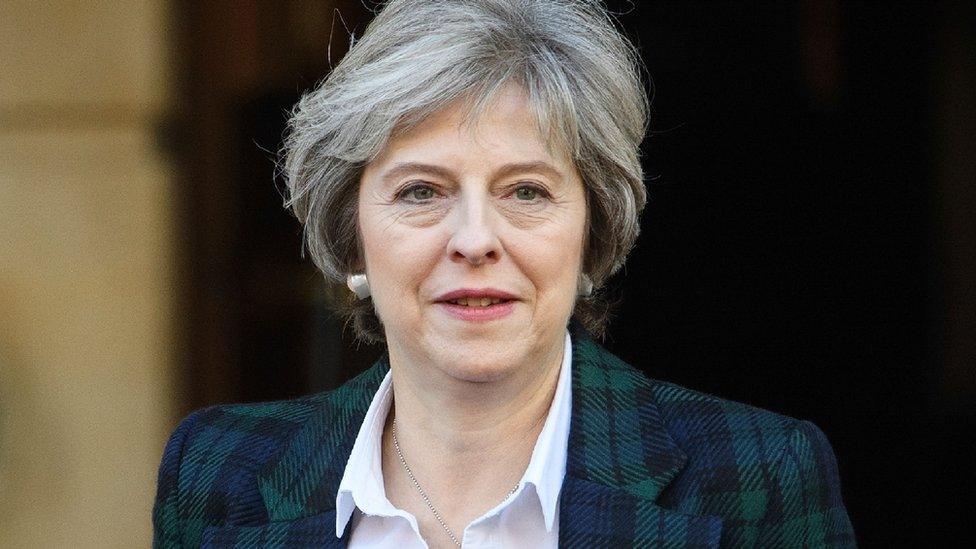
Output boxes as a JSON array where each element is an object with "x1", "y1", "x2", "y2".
[{"x1": 153, "y1": 1, "x2": 855, "y2": 547}]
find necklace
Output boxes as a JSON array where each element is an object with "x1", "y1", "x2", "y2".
[{"x1": 391, "y1": 418, "x2": 520, "y2": 547}]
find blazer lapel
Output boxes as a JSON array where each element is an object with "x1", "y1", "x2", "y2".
[
  {"x1": 257, "y1": 358, "x2": 390, "y2": 522},
  {"x1": 560, "y1": 325, "x2": 722, "y2": 547}
]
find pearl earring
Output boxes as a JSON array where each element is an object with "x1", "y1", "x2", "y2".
[
  {"x1": 346, "y1": 273, "x2": 371, "y2": 299},
  {"x1": 579, "y1": 273, "x2": 593, "y2": 297}
]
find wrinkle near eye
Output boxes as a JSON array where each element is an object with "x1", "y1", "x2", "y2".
[
  {"x1": 499, "y1": 203, "x2": 563, "y2": 229},
  {"x1": 369, "y1": 207, "x2": 425, "y2": 233},
  {"x1": 381, "y1": 199, "x2": 451, "y2": 228},
  {"x1": 372, "y1": 193, "x2": 577, "y2": 230}
]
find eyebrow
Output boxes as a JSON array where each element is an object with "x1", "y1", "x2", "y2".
[
  {"x1": 379, "y1": 160, "x2": 566, "y2": 186},
  {"x1": 380, "y1": 162, "x2": 457, "y2": 186},
  {"x1": 495, "y1": 161, "x2": 565, "y2": 182}
]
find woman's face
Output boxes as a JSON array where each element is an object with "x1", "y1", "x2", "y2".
[{"x1": 358, "y1": 84, "x2": 587, "y2": 382}]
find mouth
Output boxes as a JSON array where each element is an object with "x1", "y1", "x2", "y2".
[
  {"x1": 443, "y1": 296, "x2": 512, "y2": 307},
  {"x1": 434, "y1": 288, "x2": 519, "y2": 321}
]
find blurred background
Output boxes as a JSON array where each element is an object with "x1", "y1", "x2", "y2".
[{"x1": 0, "y1": 0, "x2": 972, "y2": 547}]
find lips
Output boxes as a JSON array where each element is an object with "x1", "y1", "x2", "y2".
[
  {"x1": 435, "y1": 288, "x2": 519, "y2": 304},
  {"x1": 447, "y1": 296, "x2": 507, "y2": 307},
  {"x1": 434, "y1": 288, "x2": 519, "y2": 321}
]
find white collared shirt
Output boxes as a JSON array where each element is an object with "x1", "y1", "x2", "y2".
[{"x1": 335, "y1": 330, "x2": 573, "y2": 548}]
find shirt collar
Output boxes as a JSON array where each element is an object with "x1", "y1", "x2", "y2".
[
  {"x1": 519, "y1": 329, "x2": 572, "y2": 531},
  {"x1": 335, "y1": 329, "x2": 573, "y2": 537}
]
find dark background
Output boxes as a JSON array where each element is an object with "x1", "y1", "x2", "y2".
[{"x1": 166, "y1": 1, "x2": 975, "y2": 546}]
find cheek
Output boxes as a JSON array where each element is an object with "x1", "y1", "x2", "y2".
[
  {"x1": 509, "y1": 220, "x2": 586, "y2": 302},
  {"x1": 360, "y1": 208, "x2": 443, "y2": 311}
]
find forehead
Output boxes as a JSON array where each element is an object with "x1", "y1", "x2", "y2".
[{"x1": 375, "y1": 83, "x2": 573, "y2": 167}]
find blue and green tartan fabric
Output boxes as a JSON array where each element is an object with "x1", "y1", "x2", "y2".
[{"x1": 153, "y1": 324, "x2": 855, "y2": 547}]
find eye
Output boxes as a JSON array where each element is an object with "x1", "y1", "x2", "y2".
[
  {"x1": 513, "y1": 184, "x2": 547, "y2": 201},
  {"x1": 399, "y1": 183, "x2": 437, "y2": 202}
]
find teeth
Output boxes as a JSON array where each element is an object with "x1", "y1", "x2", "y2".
[{"x1": 449, "y1": 297, "x2": 505, "y2": 307}]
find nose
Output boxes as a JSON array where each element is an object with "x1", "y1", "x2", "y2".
[{"x1": 446, "y1": 194, "x2": 501, "y2": 266}]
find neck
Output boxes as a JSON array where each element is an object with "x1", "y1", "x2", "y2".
[
  {"x1": 387, "y1": 331, "x2": 564, "y2": 452},
  {"x1": 381, "y1": 331, "x2": 566, "y2": 542}
]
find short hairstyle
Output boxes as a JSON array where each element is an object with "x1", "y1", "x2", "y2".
[{"x1": 283, "y1": 0, "x2": 648, "y2": 342}]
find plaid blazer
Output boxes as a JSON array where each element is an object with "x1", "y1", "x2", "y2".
[{"x1": 153, "y1": 325, "x2": 855, "y2": 548}]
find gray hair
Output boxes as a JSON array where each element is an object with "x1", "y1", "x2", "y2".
[{"x1": 283, "y1": 0, "x2": 648, "y2": 342}]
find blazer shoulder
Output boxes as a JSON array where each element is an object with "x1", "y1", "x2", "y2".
[
  {"x1": 181, "y1": 392, "x2": 327, "y2": 445},
  {"x1": 152, "y1": 392, "x2": 329, "y2": 546},
  {"x1": 175, "y1": 391, "x2": 330, "y2": 472},
  {"x1": 163, "y1": 360, "x2": 388, "y2": 477},
  {"x1": 152, "y1": 362, "x2": 388, "y2": 547},
  {"x1": 575, "y1": 333, "x2": 818, "y2": 462},
  {"x1": 579, "y1": 336, "x2": 801, "y2": 453},
  {"x1": 642, "y1": 379, "x2": 855, "y2": 546},
  {"x1": 647, "y1": 377, "x2": 803, "y2": 462}
]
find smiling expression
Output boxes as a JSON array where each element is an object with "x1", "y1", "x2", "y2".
[{"x1": 357, "y1": 84, "x2": 588, "y2": 382}]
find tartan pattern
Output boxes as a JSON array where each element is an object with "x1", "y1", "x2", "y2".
[
  {"x1": 200, "y1": 513, "x2": 346, "y2": 548},
  {"x1": 153, "y1": 365, "x2": 386, "y2": 548},
  {"x1": 558, "y1": 477, "x2": 723, "y2": 547},
  {"x1": 564, "y1": 330, "x2": 856, "y2": 547},
  {"x1": 153, "y1": 323, "x2": 855, "y2": 547}
]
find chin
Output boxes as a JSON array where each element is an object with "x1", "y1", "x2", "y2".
[{"x1": 434, "y1": 345, "x2": 521, "y2": 383}]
